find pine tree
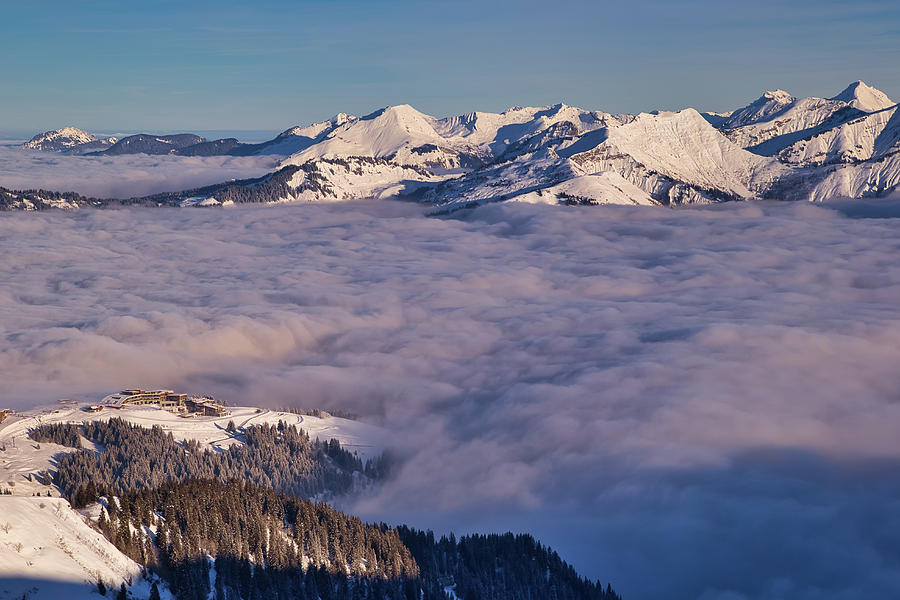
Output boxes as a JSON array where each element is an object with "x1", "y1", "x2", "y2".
[
  {"x1": 117, "y1": 582, "x2": 127, "y2": 600},
  {"x1": 149, "y1": 582, "x2": 161, "y2": 600},
  {"x1": 117, "y1": 511, "x2": 133, "y2": 556},
  {"x1": 98, "y1": 508, "x2": 108, "y2": 535}
]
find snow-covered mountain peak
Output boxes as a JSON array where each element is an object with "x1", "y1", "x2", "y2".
[
  {"x1": 376, "y1": 104, "x2": 438, "y2": 129},
  {"x1": 830, "y1": 80, "x2": 895, "y2": 113},
  {"x1": 276, "y1": 126, "x2": 303, "y2": 138},
  {"x1": 359, "y1": 104, "x2": 429, "y2": 122},
  {"x1": 51, "y1": 126, "x2": 95, "y2": 140},
  {"x1": 723, "y1": 90, "x2": 796, "y2": 128},
  {"x1": 384, "y1": 103, "x2": 423, "y2": 114},
  {"x1": 763, "y1": 89, "x2": 793, "y2": 103},
  {"x1": 283, "y1": 102, "x2": 480, "y2": 169},
  {"x1": 23, "y1": 127, "x2": 98, "y2": 151},
  {"x1": 330, "y1": 112, "x2": 355, "y2": 126},
  {"x1": 629, "y1": 107, "x2": 712, "y2": 129},
  {"x1": 22, "y1": 127, "x2": 120, "y2": 154}
]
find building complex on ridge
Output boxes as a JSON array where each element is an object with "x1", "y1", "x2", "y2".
[{"x1": 98, "y1": 389, "x2": 228, "y2": 417}]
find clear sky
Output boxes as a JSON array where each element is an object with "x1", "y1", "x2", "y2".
[{"x1": 2, "y1": 0, "x2": 898, "y2": 134}]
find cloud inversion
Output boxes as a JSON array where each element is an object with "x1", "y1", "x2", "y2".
[
  {"x1": 0, "y1": 142, "x2": 276, "y2": 197},
  {"x1": 1, "y1": 200, "x2": 899, "y2": 599}
]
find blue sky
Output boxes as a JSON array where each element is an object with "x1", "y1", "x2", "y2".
[{"x1": 1, "y1": 0, "x2": 898, "y2": 134}]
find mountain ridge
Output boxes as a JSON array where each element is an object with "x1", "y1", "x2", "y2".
[{"x1": 9, "y1": 80, "x2": 900, "y2": 210}]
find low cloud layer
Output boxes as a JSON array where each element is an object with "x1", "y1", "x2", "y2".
[
  {"x1": 1, "y1": 200, "x2": 899, "y2": 599},
  {"x1": 0, "y1": 142, "x2": 276, "y2": 197}
]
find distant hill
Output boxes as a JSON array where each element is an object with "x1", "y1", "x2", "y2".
[
  {"x1": 22, "y1": 126, "x2": 116, "y2": 153},
  {"x1": 95, "y1": 133, "x2": 206, "y2": 155}
]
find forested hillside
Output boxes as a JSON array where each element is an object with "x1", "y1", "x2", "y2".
[
  {"x1": 30, "y1": 419, "x2": 385, "y2": 505},
  {"x1": 99, "y1": 479, "x2": 620, "y2": 600},
  {"x1": 28, "y1": 419, "x2": 621, "y2": 600}
]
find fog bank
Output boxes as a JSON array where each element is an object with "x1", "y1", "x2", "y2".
[
  {"x1": 1, "y1": 200, "x2": 899, "y2": 599},
  {"x1": 0, "y1": 142, "x2": 276, "y2": 197}
]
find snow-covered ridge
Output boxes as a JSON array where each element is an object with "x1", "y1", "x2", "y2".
[
  {"x1": 717, "y1": 81, "x2": 896, "y2": 156},
  {"x1": 572, "y1": 108, "x2": 786, "y2": 203},
  {"x1": 776, "y1": 105, "x2": 900, "y2": 166},
  {"x1": 11, "y1": 80, "x2": 900, "y2": 209},
  {"x1": 284, "y1": 102, "x2": 626, "y2": 171},
  {"x1": 268, "y1": 81, "x2": 897, "y2": 207}
]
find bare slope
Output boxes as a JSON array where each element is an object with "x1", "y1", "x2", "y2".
[{"x1": 0, "y1": 497, "x2": 145, "y2": 600}]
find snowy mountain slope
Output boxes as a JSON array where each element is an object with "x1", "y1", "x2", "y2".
[
  {"x1": 22, "y1": 127, "x2": 117, "y2": 154},
  {"x1": 232, "y1": 113, "x2": 358, "y2": 156},
  {"x1": 806, "y1": 152, "x2": 900, "y2": 201},
  {"x1": 776, "y1": 104, "x2": 900, "y2": 166},
  {"x1": 722, "y1": 94, "x2": 859, "y2": 152},
  {"x1": 286, "y1": 104, "x2": 487, "y2": 169},
  {"x1": 0, "y1": 497, "x2": 146, "y2": 600},
  {"x1": 568, "y1": 109, "x2": 787, "y2": 204},
  {"x1": 830, "y1": 80, "x2": 895, "y2": 113},
  {"x1": 512, "y1": 171, "x2": 658, "y2": 206},
  {"x1": 422, "y1": 149, "x2": 583, "y2": 208},
  {"x1": 274, "y1": 103, "x2": 634, "y2": 204},
  {"x1": 284, "y1": 103, "x2": 629, "y2": 171},
  {"x1": 421, "y1": 147, "x2": 660, "y2": 211},
  {"x1": 432, "y1": 103, "x2": 628, "y2": 157},
  {"x1": 723, "y1": 89, "x2": 797, "y2": 129},
  {"x1": 716, "y1": 81, "x2": 896, "y2": 158},
  {"x1": 283, "y1": 156, "x2": 441, "y2": 202},
  {"x1": 422, "y1": 108, "x2": 797, "y2": 208},
  {"x1": 23, "y1": 127, "x2": 96, "y2": 150}
]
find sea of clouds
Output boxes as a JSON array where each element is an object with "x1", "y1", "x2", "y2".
[
  {"x1": 0, "y1": 141, "x2": 277, "y2": 197},
  {"x1": 1, "y1": 200, "x2": 899, "y2": 599}
]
